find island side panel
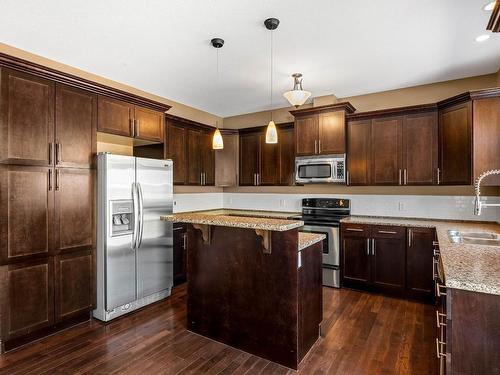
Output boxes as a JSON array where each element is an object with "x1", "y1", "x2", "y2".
[
  {"x1": 298, "y1": 242, "x2": 323, "y2": 363},
  {"x1": 186, "y1": 225, "x2": 300, "y2": 369}
]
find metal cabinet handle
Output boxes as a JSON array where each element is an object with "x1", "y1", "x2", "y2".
[
  {"x1": 257, "y1": 173, "x2": 260, "y2": 186},
  {"x1": 346, "y1": 170, "x2": 350, "y2": 185},
  {"x1": 318, "y1": 139, "x2": 321, "y2": 154},
  {"x1": 130, "y1": 118, "x2": 135, "y2": 137},
  {"x1": 378, "y1": 230, "x2": 397, "y2": 234},
  {"x1": 436, "y1": 282, "x2": 447, "y2": 297},
  {"x1": 404, "y1": 169, "x2": 407, "y2": 185},
  {"x1": 436, "y1": 310, "x2": 447, "y2": 328},
  {"x1": 366, "y1": 238, "x2": 370, "y2": 255},
  {"x1": 346, "y1": 228, "x2": 363, "y2": 232},
  {"x1": 433, "y1": 257, "x2": 440, "y2": 281},
  {"x1": 314, "y1": 140, "x2": 318, "y2": 154},
  {"x1": 48, "y1": 143, "x2": 53, "y2": 165},
  {"x1": 398, "y1": 169, "x2": 402, "y2": 185},
  {"x1": 436, "y1": 168, "x2": 440, "y2": 185},
  {"x1": 436, "y1": 338, "x2": 447, "y2": 359},
  {"x1": 408, "y1": 229, "x2": 413, "y2": 247},
  {"x1": 135, "y1": 119, "x2": 140, "y2": 136},
  {"x1": 371, "y1": 239, "x2": 375, "y2": 255},
  {"x1": 55, "y1": 143, "x2": 61, "y2": 164},
  {"x1": 55, "y1": 169, "x2": 60, "y2": 190},
  {"x1": 48, "y1": 169, "x2": 52, "y2": 191},
  {"x1": 183, "y1": 233, "x2": 187, "y2": 250}
]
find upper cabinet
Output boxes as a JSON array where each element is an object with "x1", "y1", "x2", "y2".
[
  {"x1": 0, "y1": 68, "x2": 55, "y2": 166},
  {"x1": 97, "y1": 96, "x2": 165, "y2": 142},
  {"x1": 346, "y1": 107, "x2": 438, "y2": 186},
  {"x1": 215, "y1": 130, "x2": 239, "y2": 187},
  {"x1": 291, "y1": 103, "x2": 355, "y2": 156},
  {"x1": 166, "y1": 120, "x2": 187, "y2": 185},
  {"x1": 239, "y1": 123, "x2": 295, "y2": 186}
]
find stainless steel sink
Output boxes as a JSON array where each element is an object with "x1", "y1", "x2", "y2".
[{"x1": 448, "y1": 230, "x2": 500, "y2": 246}]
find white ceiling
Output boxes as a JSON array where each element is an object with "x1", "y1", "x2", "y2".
[{"x1": 1, "y1": 0, "x2": 499, "y2": 117}]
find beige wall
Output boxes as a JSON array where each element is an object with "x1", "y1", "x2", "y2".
[
  {"x1": 0, "y1": 43, "x2": 222, "y2": 127},
  {"x1": 223, "y1": 73, "x2": 498, "y2": 129}
]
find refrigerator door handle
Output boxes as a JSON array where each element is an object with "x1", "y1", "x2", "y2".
[
  {"x1": 137, "y1": 182, "x2": 145, "y2": 249},
  {"x1": 132, "y1": 182, "x2": 139, "y2": 250}
]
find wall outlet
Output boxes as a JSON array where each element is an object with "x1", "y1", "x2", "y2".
[
  {"x1": 398, "y1": 202, "x2": 405, "y2": 211},
  {"x1": 280, "y1": 199, "x2": 286, "y2": 208}
]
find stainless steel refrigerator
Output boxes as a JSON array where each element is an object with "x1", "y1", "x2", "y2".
[{"x1": 93, "y1": 153, "x2": 173, "y2": 322}]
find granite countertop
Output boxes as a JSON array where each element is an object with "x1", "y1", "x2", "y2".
[
  {"x1": 185, "y1": 209, "x2": 300, "y2": 219},
  {"x1": 161, "y1": 212, "x2": 303, "y2": 232},
  {"x1": 341, "y1": 216, "x2": 500, "y2": 295},
  {"x1": 298, "y1": 232, "x2": 326, "y2": 251}
]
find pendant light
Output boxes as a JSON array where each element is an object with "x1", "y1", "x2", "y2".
[
  {"x1": 264, "y1": 18, "x2": 279, "y2": 144},
  {"x1": 283, "y1": 73, "x2": 311, "y2": 108},
  {"x1": 211, "y1": 37, "x2": 224, "y2": 150}
]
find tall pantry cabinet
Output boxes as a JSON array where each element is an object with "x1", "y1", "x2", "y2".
[{"x1": 0, "y1": 67, "x2": 96, "y2": 351}]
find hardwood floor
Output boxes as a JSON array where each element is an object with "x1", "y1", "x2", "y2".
[{"x1": 0, "y1": 284, "x2": 438, "y2": 374}]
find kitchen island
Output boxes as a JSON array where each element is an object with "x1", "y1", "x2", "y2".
[{"x1": 161, "y1": 212, "x2": 324, "y2": 369}]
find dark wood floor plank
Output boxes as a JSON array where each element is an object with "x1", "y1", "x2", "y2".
[{"x1": 0, "y1": 284, "x2": 438, "y2": 375}]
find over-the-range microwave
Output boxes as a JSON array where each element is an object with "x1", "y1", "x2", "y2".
[{"x1": 295, "y1": 154, "x2": 346, "y2": 184}]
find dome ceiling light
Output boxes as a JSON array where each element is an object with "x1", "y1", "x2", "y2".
[{"x1": 283, "y1": 73, "x2": 312, "y2": 108}]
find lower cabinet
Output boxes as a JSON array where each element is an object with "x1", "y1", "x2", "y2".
[
  {"x1": 173, "y1": 223, "x2": 187, "y2": 286},
  {"x1": 341, "y1": 223, "x2": 434, "y2": 300}
]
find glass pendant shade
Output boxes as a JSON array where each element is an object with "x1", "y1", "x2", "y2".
[
  {"x1": 283, "y1": 73, "x2": 312, "y2": 108},
  {"x1": 265, "y1": 120, "x2": 278, "y2": 144},
  {"x1": 212, "y1": 128, "x2": 224, "y2": 149}
]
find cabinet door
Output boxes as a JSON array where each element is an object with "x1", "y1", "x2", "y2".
[
  {"x1": 215, "y1": 132, "x2": 238, "y2": 187},
  {"x1": 54, "y1": 249, "x2": 93, "y2": 322},
  {"x1": 97, "y1": 96, "x2": 134, "y2": 137},
  {"x1": 371, "y1": 117, "x2": 402, "y2": 185},
  {"x1": 0, "y1": 68, "x2": 54, "y2": 166},
  {"x1": 472, "y1": 97, "x2": 500, "y2": 186},
  {"x1": 166, "y1": 121, "x2": 187, "y2": 185},
  {"x1": 0, "y1": 166, "x2": 54, "y2": 264},
  {"x1": 439, "y1": 102, "x2": 472, "y2": 185},
  {"x1": 346, "y1": 120, "x2": 371, "y2": 185},
  {"x1": 295, "y1": 115, "x2": 318, "y2": 156},
  {"x1": 239, "y1": 133, "x2": 260, "y2": 186},
  {"x1": 0, "y1": 258, "x2": 54, "y2": 340},
  {"x1": 318, "y1": 111, "x2": 345, "y2": 154},
  {"x1": 402, "y1": 112, "x2": 438, "y2": 185},
  {"x1": 54, "y1": 169, "x2": 94, "y2": 254},
  {"x1": 279, "y1": 127, "x2": 295, "y2": 185},
  {"x1": 406, "y1": 227, "x2": 434, "y2": 300},
  {"x1": 173, "y1": 224, "x2": 187, "y2": 286},
  {"x1": 55, "y1": 84, "x2": 96, "y2": 168},
  {"x1": 371, "y1": 227, "x2": 406, "y2": 293},
  {"x1": 201, "y1": 131, "x2": 215, "y2": 186},
  {"x1": 260, "y1": 135, "x2": 279, "y2": 185},
  {"x1": 186, "y1": 129, "x2": 202, "y2": 185},
  {"x1": 134, "y1": 106, "x2": 164, "y2": 142},
  {"x1": 341, "y1": 225, "x2": 371, "y2": 288}
]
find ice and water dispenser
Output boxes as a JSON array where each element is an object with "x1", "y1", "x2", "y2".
[{"x1": 110, "y1": 200, "x2": 134, "y2": 236}]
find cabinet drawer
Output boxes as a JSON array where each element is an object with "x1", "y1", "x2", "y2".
[
  {"x1": 371, "y1": 225, "x2": 406, "y2": 239},
  {"x1": 341, "y1": 224, "x2": 369, "y2": 237}
]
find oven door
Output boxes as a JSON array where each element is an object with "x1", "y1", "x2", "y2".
[{"x1": 302, "y1": 224, "x2": 340, "y2": 288}]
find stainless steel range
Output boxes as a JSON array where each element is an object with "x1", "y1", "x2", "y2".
[{"x1": 295, "y1": 198, "x2": 350, "y2": 288}]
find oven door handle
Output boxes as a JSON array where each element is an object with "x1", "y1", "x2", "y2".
[{"x1": 303, "y1": 222, "x2": 339, "y2": 227}]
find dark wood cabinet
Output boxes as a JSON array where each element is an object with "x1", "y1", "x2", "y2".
[
  {"x1": 98, "y1": 96, "x2": 164, "y2": 142},
  {"x1": 97, "y1": 96, "x2": 134, "y2": 137},
  {"x1": 295, "y1": 115, "x2": 318, "y2": 156},
  {"x1": 439, "y1": 101, "x2": 472, "y2": 185},
  {"x1": 371, "y1": 116, "x2": 402, "y2": 185},
  {"x1": 371, "y1": 226, "x2": 406, "y2": 294},
  {"x1": 260, "y1": 137, "x2": 279, "y2": 185},
  {"x1": 166, "y1": 121, "x2": 187, "y2": 185},
  {"x1": 187, "y1": 129, "x2": 202, "y2": 185},
  {"x1": 55, "y1": 84, "x2": 96, "y2": 169},
  {"x1": 54, "y1": 169, "x2": 94, "y2": 254},
  {"x1": 54, "y1": 249, "x2": 94, "y2": 322},
  {"x1": 173, "y1": 223, "x2": 187, "y2": 286},
  {"x1": 318, "y1": 111, "x2": 345, "y2": 154},
  {"x1": 0, "y1": 166, "x2": 54, "y2": 264},
  {"x1": 239, "y1": 133, "x2": 260, "y2": 186},
  {"x1": 0, "y1": 68, "x2": 55, "y2": 166},
  {"x1": 406, "y1": 227, "x2": 434, "y2": 300},
  {"x1": 402, "y1": 112, "x2": 438, "y2": 185},
  {"x1": 279, "y1": 127, "x2": 295, "y2": 185},
  {"x1": 346, "y1": 120, "x2": 371, "y2": 185},
  {"x1": 342, "y1": 223, "x2": 434, "y2": 300},
  {"x1": 134, "y1": 106, "x2": 164, "y2": 142},
  {"x1": 200, "y1": 131, "x2": 215, "y2": 185},
  {"x1": 0, "y1": 258, "x2": 55, "y2": 340},
  {"x1": 215, "y1": 130, "x2": 239, "y2": 187}
]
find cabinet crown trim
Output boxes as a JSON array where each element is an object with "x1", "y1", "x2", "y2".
[
  {"x1": 289, "y1": 102, "x2": 356, "y2": 117},
  {"x1": 346, "y1": 103, "x2": 437, "y2": 120},
  {"x1": 0, "y1": 53, "x2": 171, "y2": 113}
]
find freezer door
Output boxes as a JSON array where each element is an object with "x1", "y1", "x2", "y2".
[
  {"x1": 136, "y1": 157, "x2": 173, "y2": 299},
  {"x1": 101, "y1": 154, "x2": 137, "y2": 310}
]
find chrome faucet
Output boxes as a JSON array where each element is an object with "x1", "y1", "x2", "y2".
[{"x1": 474, "y1": 169, "x2": 500, "y2": 215}]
